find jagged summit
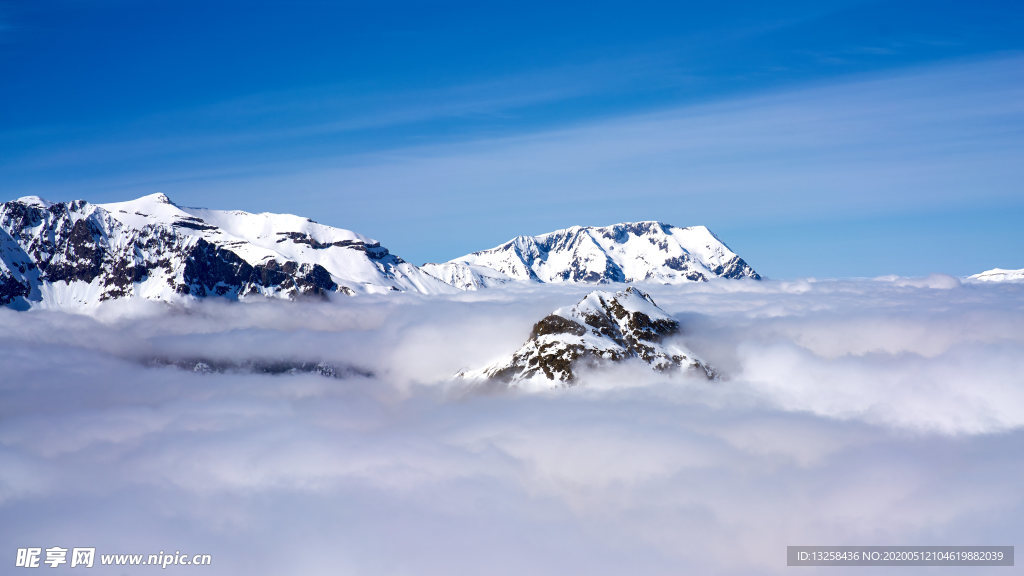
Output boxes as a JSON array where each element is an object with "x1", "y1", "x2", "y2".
[
  {"x1": 141, "y1": 192, "x2": 173, "y2": 204},
  {"x1": 459, "y1": 286, "x2": 714, "y2": 386},
  {"x1": 0, "y1": 193, "x2": 453, "y2": 309},
  {"x1": 424, "y1": 221, "x2": 759, "y2": 290}
]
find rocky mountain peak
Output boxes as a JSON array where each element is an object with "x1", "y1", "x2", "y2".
[{"x1": 459, "y1": 286, "x2": 714, "y2": 386}]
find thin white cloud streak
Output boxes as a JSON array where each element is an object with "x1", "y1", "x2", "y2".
[
  {"x1": 0, "y1": 52, "x2": 672, "y2": 176},
  {"x1": 0, "y1": 279, "x2": 1022, "y2": 574}
]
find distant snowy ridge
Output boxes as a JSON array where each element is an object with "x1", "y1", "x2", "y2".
[
  {"x1": 0, "y1": 193, "x2": 453, "y2": 309},
  {"x1": 423, "y1": 221, "x2": 760, "y2": 290},
  {"x1": 459, "y1": 286, "x2": 713, "y2": 387},
  {"x1": 965, "y1": 268, "x2": 1024, "y2": 283},
  {"x1": 418, "y1": 262, "x2": 515, "y2": 290}
]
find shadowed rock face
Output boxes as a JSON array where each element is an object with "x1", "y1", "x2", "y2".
[
  {"x1": 0, "y1": 271, "x2": 31, "y2": 304},
  {"x1": 179, "y1": 239, "x2": 337, "y2": 298},
  {"x1": 462, "y1": 286, "x2": 715, "y2": 386}
]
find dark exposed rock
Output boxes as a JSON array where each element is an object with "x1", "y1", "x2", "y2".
[
  {"x1": 277, "y1": 231, "x2": 338, "y2": 249},
  {"x1": 182, "y1": 238, "x2": 253, "y2": 297},
  {"x1": 145, "y1": 356, "x2": 374, "y2": 379},
  {"x1": 249, "y1": 258, "x2": 338, "y2": 297},
  {"x1": 42, "y1": 218, "x2": 106, "y2": 284},
  {"x1": 0, "y1": 273, "x2": 30, "y2": 306},
  {"x1": 531, "y1": 314, "x2": 587, "y2": 340},
  {"x1": 275, "y1": 232, "x2": 402, "y2": 262},
  {"x1": 172, "y1": 220, "x2": 219, "y2": 231},
  {"x1": 712, "y1": 255, "x2": 762, "y2": 280}
]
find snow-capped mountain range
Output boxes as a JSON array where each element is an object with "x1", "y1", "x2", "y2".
[
  {"x1": 0, "y1": 193, "x2": 451, "y2": 309},
  {"x1": 422, "y1": 221, "x2": 760, "y2": 290},
  {"x1": 1, "y1": 193, "x2": 760, "y2": 310},
  {"x1": 459, "y1": 287, "x2": 713, "y2": 386}
]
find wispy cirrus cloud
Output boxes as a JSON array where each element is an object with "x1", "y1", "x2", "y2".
[
  {"x1": 167, "y1": 55, "x2": 1023, "y2": 275},
  {"x1": 3, "y1": 55, "x2": 1023, "y2": 275}
]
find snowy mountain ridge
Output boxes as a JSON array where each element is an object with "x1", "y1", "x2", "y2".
[
  {"x1": 424, "y1": 221, "x2": 760, "y2": 290},
  {"x1": 0, "y1": 193, "x2": 452, "y2": 309},
  {"x1": 1, "y1": 194, "x2": 763, "y2": 310}
]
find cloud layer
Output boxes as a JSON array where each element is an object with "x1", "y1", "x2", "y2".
[{"x1": 1, "y1": 278, "x2": 1022, "y2": 574}]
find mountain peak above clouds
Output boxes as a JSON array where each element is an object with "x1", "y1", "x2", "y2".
[
  {"x1": 0, "y1": 193, "x2": 453, "y2": 310},
  {"x1": 423, "y1": 221, "x2": 760, "y2": 290},
  {"x1": 458, "y1": 286, "x2": 714, "y2": 386}
]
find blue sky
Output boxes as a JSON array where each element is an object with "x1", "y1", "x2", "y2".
[{"x1": 1, "y1": 0, "x2": 1022, "y2": 278}]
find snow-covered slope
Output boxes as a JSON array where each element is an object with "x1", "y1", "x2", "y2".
[
  {"x1": 459, "y1": 287, "x2": 713, "y2": 387},
  {"x1": 419, "y1": 262, "x2": 515, "y2": 290},
  {"x1": 0, "y1": 193, "x2": 452, "y2": 309},
  {"x1": 429, "y1": 221, "x2": 759, "y2": 290},
  {"x1": 966, "y1": 268, "x2": 1024, "y2": 283}
]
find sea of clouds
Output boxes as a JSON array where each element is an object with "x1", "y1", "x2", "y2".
[{"x1": 1, "y1": 277, "x2": 1022, "y2": 574}]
